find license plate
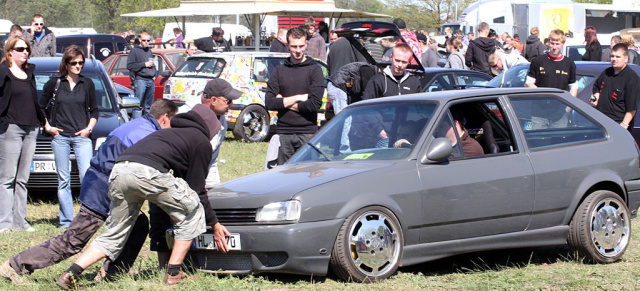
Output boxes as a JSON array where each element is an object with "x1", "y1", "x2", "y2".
[
  {"x1": 30, "y1": 161, "x2": 58, "y2": 173},
  {"x1": 193, "y1": 233, "x2": 241, "y2": 251}
]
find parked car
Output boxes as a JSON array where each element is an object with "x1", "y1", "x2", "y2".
[
  {"x1": 486, "y1": 62, "x2": 640, "y2": 141},
  {"x1": 56, "y1": 34, "x2": 127, "y2": 61},
  {"x1": 103, "y1": 49, "x2": 192, "y2": 101},
  {"x1": 421, "y1": 68, "x2": 491, "y2": 92},
  {"x1": 563, "y1": 39, "x2": 610, "y2": 62},
  {"x1": 168, "y1": 87, "x2": 640, "y2": 282},
  {"x1": 27, "y1": 56, "x2": 136, "y2": 189},
  {"x1": 163, "y1": 52, "x2": 330, "y2": 142}
]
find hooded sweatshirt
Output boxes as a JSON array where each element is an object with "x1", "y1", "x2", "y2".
[
  {"x1": 117, "y1": 105, "x2": 221, "y2": 225},
  {"x1": 265, "y1": 56, "x2": 325, "y2": 134},
  {"x1": 362, "y1": 66, "x2": 422, "y2": 100},
  {"x1": 126, "y1": 45, "x2": 157, "y2": 80},
  {"x1": 524, "y1": 35, "x2": 546, "y2": 62},
  {"x1": 465, "y1": 37, "x2": 498, "y2": 75},
  {"x1": 445, "y1": 50, "x2": 468, "y2": 69}
]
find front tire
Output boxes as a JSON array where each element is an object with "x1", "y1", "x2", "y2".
[
  {"x1": 568, "y1": 190, "x2": 631, "y2": 263},
  {"x1": 329, "y1": 206, "x2": 403, "y2": 282},
  {"x1": 232, "y1": 105, "x2": 270, "y2": 142}
]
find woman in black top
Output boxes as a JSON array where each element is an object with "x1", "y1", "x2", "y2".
[
  {"x1": 40, "y1": 45, "x2": 98, "y2": 228},
  {"x1": 582, "y1": 26, "x2": 602, "y2": 62},
  {"x1": 0, "y1": 36, "x2": 46, "y2": 232}
]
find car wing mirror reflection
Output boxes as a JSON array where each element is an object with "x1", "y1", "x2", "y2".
[{"x1": 421, "y1": 137, "x2": 453, "y2": 164}]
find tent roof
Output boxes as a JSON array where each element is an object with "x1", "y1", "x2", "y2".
[{"x1": 121, "y1": 0, "x2": 391, "y2": 18}]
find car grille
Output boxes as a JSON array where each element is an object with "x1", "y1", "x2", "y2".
[
  {"x1": 35, "y1": 139, "x2": 76, "y2": 155},
  {"x1": 28, "y1": 138, "x2": 80, "y2": 189},
  {"x1": 215, "y1": 209, "x2": 257, "y2": 223},
  {"x1": 187, "y1": 251, "x2": 288, "y2": 271}
]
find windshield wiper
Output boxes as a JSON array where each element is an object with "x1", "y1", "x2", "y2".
[{"x1": 307, "y1": 142, "x2": 332, "y2": 161}]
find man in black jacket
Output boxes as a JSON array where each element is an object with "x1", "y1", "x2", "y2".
[
  {"x1": 55, "y1": 105, "x2": 230, "y2": 288},
  {"x1": 127, "y1": 32, "x2": 157, "y2": 115},
  {"x1": 194, "y1": 27, "x2": 232, "y2": 53},
  {"x1": 525, "y1": 27, "x2": 546, "y2": 62},
  {"x1": 465, "y1": 22, "x2": 498, "y2": 75},
  {"x1": 269, "y1": 27, "x2": 288, "y2": 53},
  {"x1": 265, "y1": 27, "x2": 325, "y2": 165}
]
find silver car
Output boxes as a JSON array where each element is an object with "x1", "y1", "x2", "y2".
[{"x1": 169, "y1": 87, "x2": 640, "y2": 282}]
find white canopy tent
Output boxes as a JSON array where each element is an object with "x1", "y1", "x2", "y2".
[{"x1": 121, "y1": 0, "x2": 391, "y2": 51}]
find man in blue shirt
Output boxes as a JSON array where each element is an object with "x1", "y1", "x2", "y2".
[{"x1": 0, "y1": 100, "x2": 178, "y2": 284}]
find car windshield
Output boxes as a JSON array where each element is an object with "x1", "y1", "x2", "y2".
[
  {"x1": 290, "y1": 101, "x2": 437, "y2": 163},
  {"x1": 164, "y1": 52, "x2": 183, "y2": 68},
  {"x1": 174, "y1": 57, "x2": 226, "y2": 78},
  {"x1": 487, "y1": 65, "x2": 529, "y2": 88},
  {"x1": 35, "y1": 73, "x2": 113, "y2": 111}
]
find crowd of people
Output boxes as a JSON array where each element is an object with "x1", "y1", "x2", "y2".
[{"x1": 0, "y1": 12, "x2": 638, "y2": 289}]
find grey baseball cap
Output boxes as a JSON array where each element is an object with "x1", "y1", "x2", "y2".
[{"x1": 203, "y1": 79, "x2": 243, "y2": 100}]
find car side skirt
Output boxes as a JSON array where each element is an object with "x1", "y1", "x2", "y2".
[{"x1": 401, "y1": 226, "x2": 569, "y2": 267}]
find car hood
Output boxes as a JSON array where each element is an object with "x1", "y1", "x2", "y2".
[{"x1": 207, "y1": 161, "x2": 394, "y2": 208}]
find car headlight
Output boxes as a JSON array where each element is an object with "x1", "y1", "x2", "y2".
[
  {"x1": 94, "y1": 137, "x2": 107, "y2": 151},
  {"x1": 255, "y1": 200, "x2": 301, "y2": 222}
]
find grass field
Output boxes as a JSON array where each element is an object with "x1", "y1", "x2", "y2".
[{"x1": 3, "y1": 137, "x2": 640, "y2": 290}]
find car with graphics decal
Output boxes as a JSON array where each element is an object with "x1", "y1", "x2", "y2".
[{"x1": 163, "y1": 52, "x2": 329, "y2": 142}]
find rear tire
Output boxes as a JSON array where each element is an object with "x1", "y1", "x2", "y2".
[
  {"x1": 232, "y1": 105, "x2": 270, "y2": 142},
  {"x1": 568, "y1": 190, "x2": 631, "y2": 263},
  {"x1": 329, "y1": 206, "x2": 403, "y2": 282}
]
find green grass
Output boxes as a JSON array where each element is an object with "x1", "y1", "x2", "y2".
[{"x1": 3, "y1": 136, "x2": 640, "y2": 290}]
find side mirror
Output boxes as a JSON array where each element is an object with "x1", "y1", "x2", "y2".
[
  {"x1": 159, "y1": 70, "x2": 172, "y2": 77},
  {"x1": 120, "y1": 96, "x2": 140, "y2": 109},
  {"x1": 421, "y1": 137, "x2": 453, "y2": 164}
]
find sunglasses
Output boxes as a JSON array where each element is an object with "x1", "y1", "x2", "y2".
[
  {"x1": 218, "y1": 97, "x2": 232, "y2": 105},
  {"x1": 34, "y1": 23, "x2": 44, "y2": 26},
  {"x1": 68, "y1": 61, "x2": 84, "y2": 66},
  {"x1": 140, "y1": 39, "x2": 151, "y2": 42},
  {"x1": 13, "y1": 47, "x2": 30, "y2": 53}
]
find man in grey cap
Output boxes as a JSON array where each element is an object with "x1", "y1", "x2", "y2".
[
  {"x1": 56, "y1": 103, "x2": 228, "y2": 288},
  {"x1": 150, "y1": 79, "x2": 242, "y2": 268}
]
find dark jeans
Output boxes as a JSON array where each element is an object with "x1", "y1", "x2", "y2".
[
  {"x1": 277, "y1": 133, "x2": 314, "y2": 165},
  {"x1": 9, "y1": 205, "x2": 148, "y2": 277},
  {"x1": 134, "y1": 78, "x2": 155, "y2": 115}
]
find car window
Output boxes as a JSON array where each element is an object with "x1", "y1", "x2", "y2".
[
  {"x1": 509, "y1": 96, "x2": 605, "y2": 149},
  {"x1": 103, "y1": 57, "x2": 115, "y2": 72},
  {"x1": 116, "y1": 42, "x2": 126, "y2": 52},
  {"x1": 35, "y1": 73, "x2": 113, "y2": 111},
  {"x1": 487, "y1": 65, "x2": 528, "y2": 88},
  {"x1": 111, "y1": 56, "x2": 129, "y2": 76},
  {"x1": 456, "y1": 73, "x2": 490, "y2": 87},
  {"x1": 424, "y1": 74, "x2": 454, "y2": 92},
  {"x1": 433, "y1": 112, "x2": 464, "y2": 159},
  {"x1": 165, "y1": 53, "x2": 183, "y2": 69},
  {"x1": 94, "y1": 42, "x2": 115, "y2": 60},
  {"x1": 253, "y1": 57, "x2": 286, "y2": 83},
  {"x1": 174, "y1": 57, "x2": 226, "y2": 78},
  {"x1": 155, "y1": 56, "x2": 170, "y2": 73},
  {"x1": 576, "y1": 75, "x2": 596, "y2": 94},
  {"x1": 290, "y1": 102, "x2": 437, "y2": 162}
]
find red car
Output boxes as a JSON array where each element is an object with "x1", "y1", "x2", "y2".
[{"x1": 102, "y1": 49, "x2": 187, "y2": 101}]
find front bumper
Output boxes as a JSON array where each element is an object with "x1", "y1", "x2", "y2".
[
  {"x1": 167, "y1": 218, "x2": 344, "y2": 276},
  {"x1": 625, "y1": 179, "x2": 640, "y2": 218}
]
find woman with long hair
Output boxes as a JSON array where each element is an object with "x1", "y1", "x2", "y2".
[
  {"x1": 582, "y1": 26, "x2": 602, "y2": 61},
  {"x1": 0, "y1": 36, "x2": 46, "y2": 232},
  {"x1": 445, "y1": 37, "x2": 468, "y2": 69},
  {"x1": 40, "y1": 45, "x2": 98, "y2": 228}
]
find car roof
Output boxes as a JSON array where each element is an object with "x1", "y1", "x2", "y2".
[
  {"x1": 29, "y1": 57, "x2": 104, "y2": 73},
  {"x1": 192, "y1": 52, "x2": 291, "y2": 58},
  {"x1": 57, "y1": 34, "x2": 124, "y2": 39},
  {"x1": 351, "y1": 87, "x2": 566, "y2": 106},
  {"x1": 113, "y1": 49, "x2": 185, "y2": 55}
]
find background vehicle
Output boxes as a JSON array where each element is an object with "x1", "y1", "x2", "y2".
[
  {"x1": 27, "y1": 56, "x2": 135, "y2": 189},
  {"x1": 172, "y1": 87, "x2": 640, "y2": 282},
  {"x1": 563, "y1": 38, "x2": 610, "y2": 62},
  {"x1": 163, "y1": 52, "x2": 330, "y2": 142},
  {"x1": 56, "y1": 34, "x2": 127, "y2": 61},
  {"x1": 103, "y1": 49, "x2": 190, "y2": 101}
]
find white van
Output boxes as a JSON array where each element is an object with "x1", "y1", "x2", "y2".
[{"x1": 161, "y1": 22, "x2": 251, "y2": 45}]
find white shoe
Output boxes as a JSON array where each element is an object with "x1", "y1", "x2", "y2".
[
  {"x1": 0, "y1": 228, "x2": 10, "y2": 233},
  {"x1": 24, "y1": 226, "x2": 35, "y2": 232}
]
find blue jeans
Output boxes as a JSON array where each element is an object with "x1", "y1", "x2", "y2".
[
  {"x1": 327, "y1": 82, "x2": 348, "y2": 114},
  {"x1": 52, "y1": 135, "x2": 93, "y2": 227},
  {"x1": 0, "y1": 124, "x2": 38, "y2": 230},
  {"x1": 134, "y1": 78, "x2": 155, "y2": 115}
]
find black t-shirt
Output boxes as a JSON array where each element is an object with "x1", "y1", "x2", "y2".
[
  {"x1": 593, "y1": 65, "x2": 640, "y2": 126},
  {"x1": 528, "y1": 53, "x2": 576, "y2": 91},
  {"x1": 7, "y1": 72, "x2": 39, "y2": 126}
]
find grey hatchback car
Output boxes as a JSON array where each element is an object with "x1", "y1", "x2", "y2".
[{"x1": 171, "y1": 88, "x2": 640, "y2": 282}]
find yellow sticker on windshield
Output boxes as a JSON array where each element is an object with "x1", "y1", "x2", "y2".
[{"x1": 344, "y1": 153, "x2": 374, "y2": 160}]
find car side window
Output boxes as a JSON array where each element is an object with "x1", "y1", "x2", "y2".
[
  {"x1": 156, "y1": 56, "x2": 170, "y2": 73},
  {"x1": 112, "y1": 56, "x2": 129, "y2": 76},
  {"x1": 576, "y1": 75, "x2": 595, "y2": 94},
  {"x1": 456, "y1": 73, "x2": 489, "y2": 87},
  {"x1": 432, "y1": 113, "x2": 464, "y2": 159},
  {"x1": 253, "y1": 58, "x2": 269, "y2": 82},
  {"x1": 509, "y1": 96, "x2": 605, "y2": 149},
  {"x1": 425, "y1": 74, "x2": 454, "y2": 92}
]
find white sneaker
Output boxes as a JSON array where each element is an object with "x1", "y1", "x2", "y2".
[
  {"x1": 24, "y1": 226, "x2": 35, "y2": 232},
  {"x1": 0, "y1": 228, "x2": 10, "y2": 233}
]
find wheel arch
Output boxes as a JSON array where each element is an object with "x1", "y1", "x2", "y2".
[
  {"x1": 334, "y1": 195, "x2": 406, "y2": 234},
  {"x1": 563, "y1": 170, "x2": 626, "y2": 225}
]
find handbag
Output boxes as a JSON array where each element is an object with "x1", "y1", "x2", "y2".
[{"x1": 45, "y1": 78, "x2": 61, "y2": 121}]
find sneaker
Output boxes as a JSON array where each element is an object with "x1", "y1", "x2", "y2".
[
  {"x1": 56, "y1": 271, "x2": 82, "y2": 290},
  {"x1": 164, "y1": 271, "x2": 199, "y2": 286},
  {"x1": 24, "y1": 226, "x2": 36, "y2": 232},
  {"x1": 0, "y1": 260, "x2": 24, "y2": 284}
]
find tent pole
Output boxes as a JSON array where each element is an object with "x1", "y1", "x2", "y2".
[
  {"x1": 254, "y1": 13, "x2": 260, "y2": 51},
  {"x1": 182, "y1": 16, "x2": 186, "y2": 39}
]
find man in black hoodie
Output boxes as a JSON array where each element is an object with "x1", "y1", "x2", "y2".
[
  {"x1": 465, "y1": 22, "x2": 497, "y2": 75},
  {"x1": 127, "y1": 32, "x2": 157, "y2": 115},
  {"x1": 55, "y1": 105, "x2": 229, "y2": 288},
  {"x1": 524, "y1": 27, "x2": 546, "y2": 62},
  {"x1": 265, "y1": 26, "x2": 325, "y2": 165}
]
